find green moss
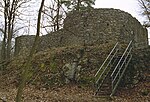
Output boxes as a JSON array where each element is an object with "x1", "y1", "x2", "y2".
[
  {"x1": 49, "y1": 61, "x2": 57, "y2": 73},
  {"x1": 78, "y1": 76, "x2": 94, "y2": 86},
  {"x1": 39, "y1": 63, "x2": 46, "y2": 72},
  {"x1": 140, "y1": 89, "x2": 149, "y2": 96}
]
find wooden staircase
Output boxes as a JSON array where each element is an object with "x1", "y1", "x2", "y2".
[{"x1": 94, "y1": 41, "x2": 133, "y2": 96}]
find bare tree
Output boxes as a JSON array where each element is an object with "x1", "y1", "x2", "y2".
[
  {"x1": 138, "y1": 0, "x2": 150, "y2": 27},
  {"x1": 56, "y1": 0, "x2": 60, "y2": 31},
  {"x1": 42, "y1": 0, "x2": 96, "y2": 33},
  {"x1": 42, "y1": 0, "x2": 66, "y2": 32},
  {"x1": 16, "y1": 0, "x2": 45, "y2": 101},
  {"x1": 0, "y1": 0, "x2": 32, "y2": 61}
]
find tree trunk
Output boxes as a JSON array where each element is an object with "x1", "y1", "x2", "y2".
[
  {"x1": 56, "y1": 0, "x2": 60, "y2": 31},
  {"x1": 1, "y1": 37, "x2": 6, "y2": 62},
  {"x1": 77, "y1": 0, "x2": 81, "y2": 11},
  {"x1": 7, "y1": 20, "x2": 12, "y2": 59},
  {"x1": 6, "y1": 0, "x2": 16, "y2": 59},
  {"x1": 1, "y1": 0, "x2": 8, "y2": 62},
  {"x1": 15, "y1": 0, "x2": 45, "y2": 102}
]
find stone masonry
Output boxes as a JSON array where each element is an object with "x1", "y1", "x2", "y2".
[{"x1": 15, "y1": 8, "x2": 149, "y2": 55}]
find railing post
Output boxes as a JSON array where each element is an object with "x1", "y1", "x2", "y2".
[
  {"x1": 111, "y1": 76, "x2": 113, "y2": 93},
  {"x1": 110, "y1": 40, "x2": 133, "y2": 96},
  {"x1": 94, "y1": 42, "x2": 119, "y2": 95}
]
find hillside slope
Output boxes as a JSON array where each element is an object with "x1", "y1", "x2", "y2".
[{"x1": 0, "y1": 45, "x2": 149, "y2": 102}]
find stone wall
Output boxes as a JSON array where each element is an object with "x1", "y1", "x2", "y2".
[
  {"x1": 15, "y1": 35, "x2": 35, "y2": 55},
  {"x1": 63, "y1": 9, "x2": 148, "y2": 47},
  {"x1": 0, "y1": 41, "x2": 1, "y2": 61},
  {"x1": 15, "y1": 8, "x2": 149, "y2": 55}
]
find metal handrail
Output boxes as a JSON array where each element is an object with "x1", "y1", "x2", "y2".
[
  {"x1": 95, "y1": 48, "x2": 119, "y2": 84},
  {"x1": 112, "y1": 47, "x2": 132, "y2": 84},
  {"x1": 94, "y1": 40, "x2": 133, "y2": 96},
  {"x1": 94, "y1": 42, "x2": 119, "y2": 95},
  {"x1": 112, "y1": 48, "x2": 132, "y2": 84},
  {"x1": 95, "y1": 42, "x2": 119, "y2": 77},
  {"x1": 110, "y1": 54, "x2": 132, "y2": 96},
  {"x1": 111, "y1": 41, "x2": 132, "y2": 77},
  {"x1": 110, "y1": 40, "x2": 132, "y2": 96}
]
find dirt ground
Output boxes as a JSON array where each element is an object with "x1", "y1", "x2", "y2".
[{"x1": 0, "y1": 71, "x2": 149, "y2": 102}]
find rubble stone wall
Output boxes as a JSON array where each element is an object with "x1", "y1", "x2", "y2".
[
  {"x1": 0, "y1": 42, "x2": 1, "y2": 61},
  {"x1": 15, "y1": 8, "x2": 149, "y2": 55}
]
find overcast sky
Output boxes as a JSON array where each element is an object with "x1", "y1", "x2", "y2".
[
  {"x1": 94, "y1": 0, "x2": 143, "y2": 23},
  {"x1": 0, "y1": 0, "x2": 148, "y2": 38},
  {"x1": 26, "y1": 0, "x2": 144, "y2": 35}
]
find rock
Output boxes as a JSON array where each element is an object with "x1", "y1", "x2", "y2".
[
  {"x1": 63, "y1": 60, "x2": 81, "y2": 83},
  {"x1": 140, "y1": 89, "x2": 149, "y2": 96},
  {"x1": 132, "y1": 79, "x2": 139, "y2": 85},
  {"x1": 0, "y1": 96, "x2": 7, "y2": 102}
]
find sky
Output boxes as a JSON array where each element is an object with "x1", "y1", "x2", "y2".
[
  {"x1": 94, "y1": 0, "x2": 143, "y2": 23},
  {"x1": 0, "y1": 0, "x2": 149, "y2": 41}
]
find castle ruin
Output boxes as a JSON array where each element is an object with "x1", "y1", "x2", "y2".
[{"x1": 15, "y1": 8, "x2": 149, "y2": 55}]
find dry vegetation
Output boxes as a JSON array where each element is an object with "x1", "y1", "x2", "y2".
[{"x1": 0, "y1": 46, "x2": 149, "y2": 102}]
